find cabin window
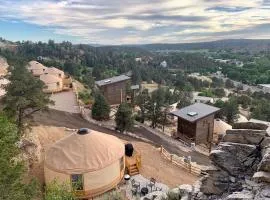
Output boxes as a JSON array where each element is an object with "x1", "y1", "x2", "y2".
[
  {"x1": 71, "y1": 174, "x2": 83, "y2": 191},
  {"x1": 120, "y1": 156, "x2": 124, "y2": 171}
]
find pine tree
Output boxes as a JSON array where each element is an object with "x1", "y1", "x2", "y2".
[
  {"x1": 115, "y1": 103, "x2": 133, "y2": 133},
  {"x1": 91, "y1": 93, "x2": 110, "y2": 120},
  {"x1": 0, "y1": 114, "x2": 40, "y2": 200},
  {"x1": 3, "y1": 65, "x2": 53, "y2": 133}
]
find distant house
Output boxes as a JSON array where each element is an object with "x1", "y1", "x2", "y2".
[
  {"x1": 40, "y1": 73, "x2": 63, "y2": 93},
  {"x1": 95, "y1": 75, "x2": 131, "y2": 105},
  {"x1": 27, "y1": 61, "x2": 47, "y2": 77},
  {"x1": 194, "y1": 96, "x2": 214, "y2": 104},
  {"x1": 160, "y1": 60, "x2": 167, "y2": 68},
  {"x1": 170, "y1": 103, "x2": 220, "y2": 146}
]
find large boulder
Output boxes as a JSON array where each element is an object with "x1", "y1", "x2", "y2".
[
  {"x1": 233, "y1": 122, "x2": 268, "y2": 130},
  {"x1": 200, "y1": 166, "x2": 230, "y2": 195},
  {"x1": 210, "y1": 143, "x2": 256, "y2": 176},
  {"x1": 258, "y1": 147, "x2": 270, "y2": 172},
  {"x1": 226, "y1": 190, "x2": 254, "y2": 200},
  {"x1": 223, "y1": 129, "x2": 267, "y2": 145},
  {"x1": 253, "y1": 171, "x2": 270, "y2": 183}
]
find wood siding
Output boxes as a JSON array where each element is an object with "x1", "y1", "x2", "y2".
[
  {"x1": 195, "y1": 114, "x2": 214, "y2": 145},
  {"x1": 176, "y1": 114, "x2": 215, "y2": 145},
  {"x1": 98, "y1": 80, "x2": 129, "y2": 105}
]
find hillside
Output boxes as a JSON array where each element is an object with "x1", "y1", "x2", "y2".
[{"x1": 138, "y1": 39, "x2": 270, "y2": 52}]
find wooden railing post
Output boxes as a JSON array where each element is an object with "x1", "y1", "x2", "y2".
[
  {"x1": 160, "y1": 145, "x2": 163, "y2": 154},
  {"x1": 170, "y1": 154, "x2": 173, "y2": 162}
]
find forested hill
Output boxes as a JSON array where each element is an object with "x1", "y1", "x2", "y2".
[{"x1": 138, "y1": 39, "x2": 270, "y2": 52}]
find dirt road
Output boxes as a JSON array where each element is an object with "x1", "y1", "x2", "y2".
[{"x1": 33, "y1": 109, "x2": 210, "y2": 165}]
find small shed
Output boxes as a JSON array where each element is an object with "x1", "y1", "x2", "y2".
[
  {"x1": 170, "y1": 103, "x2": 220, "y2": 146},
  {"x1": 44, "y1": 128, "x2": 125, "y2": 198},
  {"x1": 95, "y1": 75, "x2": 131, "y2": 105},
  {"x1": 40, "y1": 73, "x2": 63, "y2": 93}
]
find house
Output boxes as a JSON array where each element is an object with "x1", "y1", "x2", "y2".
[
  {"x1": 0, "y1": 56, "x2": 8, "y2": 76},
  {"x1": 27, "y1": 61, "x2": 47, "y2": 77},
  {"x1": 95, "y1": 75, "x2": 131, "y2": 105},
  {"x1": 170, "y1": 103, "x2": 220, "y2": 146},
  {"x1": 40, "y1": 73, "x2": 63, "y2": 93},
  {"x1": 44, "y1": 128, "x2": 125, "y2": 199}
]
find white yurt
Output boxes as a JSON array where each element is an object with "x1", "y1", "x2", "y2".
[
  {"x1": 27, "y1": 61, "x2": 47, "y2": 76},
  {"x1": 40, "y1": 73, "x2": 63, "y2": 93},
  {"x1": 44, "y1": 67, "x2": 65, "y2": 79},
  {"x1": 44, "y1": 128, "x2": 125, "y2": 198}
]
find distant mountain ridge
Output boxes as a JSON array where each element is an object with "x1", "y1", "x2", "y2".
[{"x1": 136, "y1": 39, "x2": 270, "y2": 52}]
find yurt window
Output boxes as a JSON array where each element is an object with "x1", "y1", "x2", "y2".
[{"x1": 71, "y1": 174, "x2": 84, "y2": 191}]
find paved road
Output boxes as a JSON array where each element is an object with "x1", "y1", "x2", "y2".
[{"x1": 33, "y1": 109, "x2": 210, "y2": 166}]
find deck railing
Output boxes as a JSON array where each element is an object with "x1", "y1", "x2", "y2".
[{"x1": 160, "y1": 146, "x2": 202, "y2": 176}]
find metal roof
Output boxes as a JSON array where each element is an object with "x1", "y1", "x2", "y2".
[
  {"x1": 170, "y1": 103, "x2": 220, "y2": 122},
  {"x1": 95, "y1": 75, "x2": 130, "y2": 87}
]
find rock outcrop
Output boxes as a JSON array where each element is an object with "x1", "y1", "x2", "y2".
[{"x1": 150, "y1": 122, "x2": 270, "y2": 200}]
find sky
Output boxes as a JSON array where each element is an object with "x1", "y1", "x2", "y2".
[{"x1": 0, "y1": 0, "x2": 270, "y2": 45}]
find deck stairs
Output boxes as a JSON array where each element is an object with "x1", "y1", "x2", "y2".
[{"x1": 125, "y1": 150, "x2": 141, "y2": 176}]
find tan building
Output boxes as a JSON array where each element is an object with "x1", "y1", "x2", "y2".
[
  {"x1": 40, "y1": 73, "x2": 63, "y2": 93},
  {"x1": 44, "y1": 128, "x2": 125, "y2": 199},
  {"x1": 0, "y1": 56, "x2": 8, "y2": 76},
  {"x1": 27, "y1": 61, "x2": 48, "y2": 77},
  {"x1": 170, "y1": 103, "x2": 220, "y2": 146},
  {"x1": 44, "y1": 67, "x2": 65, "y2": 79}
]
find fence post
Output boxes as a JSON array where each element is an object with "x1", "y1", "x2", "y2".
[
  {"x1": 170, "y1": 154, "x2": 173, "y2": 162},
  {"x1": 189, "y1": 163, "x2": 192, "y2": 173},
  {"x1": 160, "y1": 145, "x2": 163, "y2": 154}
]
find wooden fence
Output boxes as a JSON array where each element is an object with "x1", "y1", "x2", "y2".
[{"x1": 160, "y1": 146, "x2": 202, "y2": 176}]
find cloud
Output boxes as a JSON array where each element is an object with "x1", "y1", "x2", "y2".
[{"x1": 0, "y1": 0, "x2": 269, "y2": 44}]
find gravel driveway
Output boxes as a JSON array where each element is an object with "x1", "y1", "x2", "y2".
[{"x1": 49, "y1": 91, "x2": 80, "y2": 114}]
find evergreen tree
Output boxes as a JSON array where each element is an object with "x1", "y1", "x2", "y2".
[
  {"x1": 223, "y1": 98, "x2": 239, "y2": 124},
  {"x1": 91, "y1": 93, "x2": 110, "y2": 120},
  {"x1": 115, "y1": 103, "x2": 133, "y2": 133},
  {"x1": 3, "y1": 65, "x2": 53, "y2": 133},
  {"x1": 0, "y1": 115, "x2": 39, "y2": 200},
  {"x1": 135, "y1": 89, "x2": 150, "y2": 123}
]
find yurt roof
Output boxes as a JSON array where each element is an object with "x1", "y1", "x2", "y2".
[
  {"x1": 44, "y1": 67, "x2": 64, "y2": 75},
  {"x1": 40, "y1": 74, "x2": 61, "y2": 84},
  {"x1": 44, "y1": 129, "x2": 124, "y2": 174},
  {"x1": 28, "y1": 60, "x2": 47, "y2": 70},
  {"x1": 214, "y1": 119, "x2": 232, "y2": 135}
]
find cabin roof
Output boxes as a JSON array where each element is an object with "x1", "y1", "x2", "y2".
[
  {"x1": 170, "y1": 103, "x2": 220, "y2": 122},
  {"x1": 95, "y1": 75, "x2": 130, "y2": 87}
]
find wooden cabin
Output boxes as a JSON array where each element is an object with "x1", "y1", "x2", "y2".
[
  {"x1": 95, "y1": 75, "x2": 131, "y2": 105},
  {"x1": 170, "y1": 103, "x2": 220, "y2": 146}
]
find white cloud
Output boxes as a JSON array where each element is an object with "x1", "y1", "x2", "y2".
[{"x1": 0, "y1": 0, "x2": 269, "y2": 44}]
